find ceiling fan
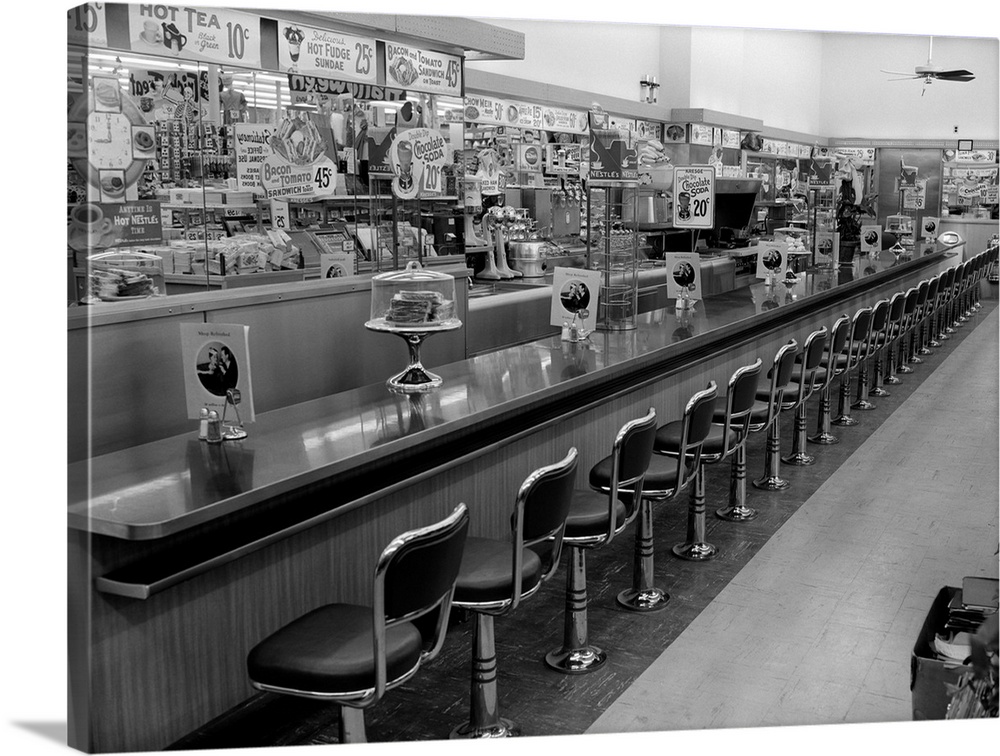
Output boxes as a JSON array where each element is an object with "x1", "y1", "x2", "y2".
[{"x1": 881, "y1": 36, "x2": 976, "y2": 95}]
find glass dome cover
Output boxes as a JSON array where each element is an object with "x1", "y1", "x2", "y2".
[{"x1": 368, "y1": 260, "x2": 460, "y2": 330}]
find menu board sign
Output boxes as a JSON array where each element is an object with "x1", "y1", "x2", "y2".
[
  {"x1": 637, "y1": 121, "x2": 663, "y2": 141},
  {"x1": 259, "y1": 113, "x2": 338, "y2": 201},
  {"x1": 542, "y1": 106, "x2": 588, "y2": 134},
  {"x1": 384, "y1": 43, "x2": 462, "y2": 96},
  {"x1": 834, "y1": 147, "x2": 876, "y2": 165},
  {"x1": 234, "y1": 124, "x2": 272, "y2": 192},
  {"x1": 672, "y1": 166, "x2": 716, "y2": 229},
  {"x1": 954, "y1": 149, "x2": 997, "y2": 163},
  {"x1": 126, "y1": 5, "x2": 262, "y2": 68},
  {"x1": 463, "y1": 94, "x2": 505, "y2": 124},
  {"x1": 274, "y1": 20, "x2": 376, "y2": 83},
  {"x1": 68, "y1": 2, "x2": 109, "y2": 47}
]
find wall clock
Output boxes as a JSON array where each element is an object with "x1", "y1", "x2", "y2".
[{"x1": 68, "y1": 76, "x2": 154, "y2": 202}]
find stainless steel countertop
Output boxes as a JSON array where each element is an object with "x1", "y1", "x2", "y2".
[{"x1": 68, "y1": 244, "x2": 957, "y2": 540}]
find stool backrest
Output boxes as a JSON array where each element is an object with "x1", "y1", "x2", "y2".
[
  {"x1": 902, "y1": 287, "x2": 919, "y2": 329},
  {"x1": 759, "y1": 339, "x2": 798, "y2": 429},
  {"x1": 822, "y1": 314, "x2": 851, "y2": 385},
  {"x1": 915, "y1": 279, "x2": 929, "y2": 309},
  {"x1": 926, "y1": 275, "x2": 940, "y2": 306},
  {"x1": 888, "y1": 291, "x2": 906, "y2": 326},
  {"x1": 603, "y1": 407, "x2": 658, "y2": 543},
  {"x1": 511, "y1": 447, "x2": 579, "y2": 606},
  {"x1": 718, "y1": 359, "x2": 762, "y2": 457},
  {"x1": 792, "y1": 327, "x2": 827, "y2": 407},
  {"x1": 673, "y1": 381, "x2": 719, "y2": 492},
  {"x1": 869, "y1": 299, "x2": 890, "y2": 343},
  {"x1": 846, "y1": 306, "x2": 873, "y2": 367},
  {"x1": 374, "y1": 503, "x2": 470, "y2": 696}
]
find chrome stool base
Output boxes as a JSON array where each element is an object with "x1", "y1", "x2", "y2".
[
  {"x1": 782, "y1": 450, "x2": 816, "y2": 466},
  {"x1": 451, "y1": 720, "x2": 521, "y2": 739},
  {"x1": 870, "y1": 386, "x2": 891, "y2": 397},
  {"x1": 671, "y1": 540, "x2": 718, "y2": 561},
  {"x1": 752, "y1": 474, "x2": 789, "y2": 491},
  {"x1": 544, "y1": 646, "x2": 607, "y2": 675},
  {"x1": 928, "y1": 339, "x2": 941, "y2": 348},
  {"x1": 716, "y1": 504, "x2": 758, "y2": 521},
  {"x1": 851, "y1": 399, "x2": 876, "y2": 411},
  {"x1": 831, "y1": 414, "x2": 858, "y2": 426},
  {"x1": 917, "y1": 346, "x2": 932, "y2": 355},
  {"x1": 909, "y1": 355, "x2": 924, "y2": 364},
  {"x1": 616, "y1": 587, "x2": 670, "y2": 612},
  {"x1": 897, "y1": 364, "x2": 914, "y2": 374},
  {"x1": 807, "y1": 430, "x2": 839, "y2": 445},
  {"x1": 885, "y1": 375, "x2": 902, "y2": 385}
]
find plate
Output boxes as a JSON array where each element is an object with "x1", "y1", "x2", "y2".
[{"x1": 98, "y1": 292, "x2": 153, "y2": 302}]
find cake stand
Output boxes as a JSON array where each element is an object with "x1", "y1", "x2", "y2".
[{"x1": 365, "y1": 318, "x2": 462, "y2": 392}]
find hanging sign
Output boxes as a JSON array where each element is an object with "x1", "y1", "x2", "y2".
[
  {"x1": 234, "y1": 123, "x2": 272, "y2": 192},
  {"x1": 274, "y1": 21, "x2": 376, "y2": 82},
  {"x1": 463, "y1": 95, "x2": 505, "y2": 124},
  {"x1": 68, "y1": 3, "x2": 109, "y2": 47},
  {"x1": 902, "y1": 180, "x2": 927, "y2": 210},
  {"x1": 259, "y1": 114, "x2": 337, "y2": 200},
  {"x1": 834, "y1": 147, "x2": 876, "y2": 165},
  {"x1": 389, "y1": 128, "x2": 450, "y2": 199},
  {"x1": 541, "y1": 106, "x2": 588, "y2": 134},
  {"x1": 384, "y1": 43, "x2": 463, "y2": 96},
  {"x1": 672, "y1": 166, "x2": 716, "y2": 228},
  {"x1": 287, "y1": 74, "x2": 405, "y2": 101},
  {"x1": 126, "y1": 5, "x2": 261, "y2": 68}
]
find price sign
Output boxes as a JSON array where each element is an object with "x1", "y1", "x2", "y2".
[
  {"x1": 389, "y1": 128, "x2": 450, "y2": 200},
  {"x1": 126, "y1": 5, "x2": 261, "y2": 68},
  {"x1": 270, "y1": 200, "x2": 290, "y2": 231},
  {"x1": 260, "y1": 155, "x2": 338, "y2": 200},
  {"x1": 672, "y1": 166, "x2": 715, "y2": 229},
  {"x1": 274, "y1": 20, "x2": 376, "y2": 83},
  {"x1": 68, "y1": 2, "x2": 109, "y2": 47}
]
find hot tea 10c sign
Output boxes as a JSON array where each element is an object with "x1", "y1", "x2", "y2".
[
  {"x1": 127, "y1": 4, "x2": 262, "y2": 67},
  {"x1": 672, "y1": 166, "x2": 716, "y2": 229}
]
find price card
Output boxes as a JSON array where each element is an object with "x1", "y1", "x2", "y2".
[
  {"x1": 664, "y1": 252, "x2": 703, "y2": 302},
  {"x1": 270, "y1": 200, "x2": 290, "y2": 232},
  {"x1": 672, "y1": 166, "x2": 715, "y2": 229},
  {"x1": 320, "y1": 251, "x2": 356, "y2": 279},
  {"x1": 860, "y1": 225, "x2": 882, "y2": 255}
]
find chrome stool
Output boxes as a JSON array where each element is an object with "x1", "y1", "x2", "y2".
[
  {"x1": 751, "y1": 339, "x2": 800, "y2": 490},
  {"x1": 612, "y1": 384, "x2": 719, "y2": 596},
  {"x1": 710, "y1": 360, "x2": 764, "y2": 521},
  {"x1": 450, "y1": 449, "x2": 578, "y2": 738},
  {"x1": 641, "y1": 383, "x2": 721, "y2": 563},
  {"x1": 781, "y1": 327, "x2": 829, "y2": 466},
  {"x1": 924, "y1": 272, "x2": 945, "y2": 347},
  {"x1": 832, "y1": 306, "x2": 873, "y2": 427},
  {"x1": 895, "y1": 287, "x2": 920, "y2": 375},
  {"x1": 545, "y1": 409, "x2": 657, "y2": 672},
  {"x1": 246, "y1": 505, "x2": 470, "y2": 744},
  {"x1": 881, "y1": 291, "x2": 907, "y2": 386},
  {"x1": 852, "y1": 298, "x2": 889, "y2": 410},
  {"x1": 909, "y1": 279, "x2": 931, "y2": 359},
  {"x1": 869, "y1": 297, "x2": 895, "y2": 397},
  {"x1": 807, "y1": 314, "x2": 852, "y2": 445}
]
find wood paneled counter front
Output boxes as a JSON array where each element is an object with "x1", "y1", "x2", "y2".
[{"x1": 68, "y1": 243, "x2": 959, "y2": 752}]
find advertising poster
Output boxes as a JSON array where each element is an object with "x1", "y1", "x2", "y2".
[
  {"x1": 550, "y1": 267, "x2": 601, "y2": 334},
  {"x1": 234, "y1": 123, "x2": 272, "y2": 192},
  {"x1": 384, "y1": 43, "x2": 463, "y2": 96},
  {"x1": 127, "y1": 4, "x2": 262, "y2": 68},
  {"x1": 181, "y1": 323, "x2": 255, "y2": 422},
  {"x1": 672, "y1": 166, "x2": 716, "y2": 229},
  {"x1": 320, "y1": 251, "x2": 356, "y2": 279},
  {"x1": 274, "y1": 21, "x2": 376, "y2": 82},
  {"x1": 68, "y1": 201, "x2": 163, "y2": 253},
  {"x1": 589, "y1": 117, "x2": 639, "y2": 183},
  {"x1": 388, "y1": 128, "x2": 450, "y2": 199},
  {"x1": 545, "y1": 143, "x2": 582, "y2": 175},
  {"x1": 815, "y1": 231, "x2": 838, "y2": 264},
  {"x1": 755, "y1": 242, "x2": 788, "y2": 280},
  {"x1": 664, "y1": 252, "x2": 703, "y2": 302},
  {"x1": 860, "y1": 224, "x2": 882, "y2": 255},
  {"x1": 901, "y1": 181, "x2": 927, "y2": 210},
  {"x1": 68, "y1": 2, "x2": 109, "y2": 47},
  {"x1": 259, "y1": 112, "x2": 338, "y2": 201},
  {"x1": 463, "y1": 95, "x2": 505, "y2": 124},
  {"x1": 921, "y1": 216, "x2": 940, "y2": 239},
  {"x1": 541, "y1": 106, "x2": 588, "y2": 135},
  {"x1": 287, "y1": 74, "x2": 406, "y2": 102}
]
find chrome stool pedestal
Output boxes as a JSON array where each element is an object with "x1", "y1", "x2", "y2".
[
  {"x1": 782, "y1": 401, "x2": 816, "y2": 465},
  {"x1": 616, "y1": 496, "x2": 670, "y2": 611},
  {"x1": 717, "y1": 439, "x2": 757, "y2": 520},
  {"x1": 672, "y1": 467, "x2": 718, "y2": 561},
  {"x1": 451, "y1": 613, "x2": 521, "y2": 739},
  {"x1": 545, "y1": 545, "x2": 607, "y2": 674},
  {"x1": 753, "y1": 420, "x2": 789, "y2": 490}
]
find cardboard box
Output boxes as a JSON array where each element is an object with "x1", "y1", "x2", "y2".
[{"x1": 911, "y1": 586, "x2": 970, "y2": 720}]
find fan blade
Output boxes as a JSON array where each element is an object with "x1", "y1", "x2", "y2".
[
  {"x1": 935, "y1": 69, "x2": 975, "y2": 81},
  {"x1": 880, "y1": 69, "x2": 918, "y2": 76},
  {"x1": 887, "y1": 76, "x2": 921, "y2": 81}
]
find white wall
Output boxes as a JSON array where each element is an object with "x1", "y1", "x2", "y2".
[
  {"x1": 467, "y1": 18, "x2": 998, "y2": 141},
  {"x1": 818, "y1": 33, "x2": 999, "y2": 141},
  {"x1": 466, "y1": 17, "x2": 662, "y2": 103}
]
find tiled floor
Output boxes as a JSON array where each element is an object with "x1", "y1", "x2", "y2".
[{"x1": 588, "y1": 306, "x2": 999, "y2": 736}]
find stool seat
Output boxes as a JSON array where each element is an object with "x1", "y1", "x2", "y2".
[
  {"x1": 821, "y1": 353, "x2": 849, "y2": 370},
  {"x1": 248, "y1": 604, "x2": 423, "y2": 694},
  {"x1": 453, "y1": 537, "x2": 543, "y2": 604},
  {"x1": 654, "y1": 420, "x2": 736, "y2": 457},
  {"x1": 715, "y1": 396, "x2": 769, "y2": 425},
  {"x1": 791, "y1": 365, "x2": 827, "y2": 383},
  {"x1": 564, "y1": 488, "x2": 628, "y2": 539}
]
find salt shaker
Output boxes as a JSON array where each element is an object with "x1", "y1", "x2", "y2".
[
  {"x1": 206, "y1": 410, "x2": 223, "y2": 444},
  {"x1": 198, "y1": 407, "x2": 209, "y2": 440}
]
